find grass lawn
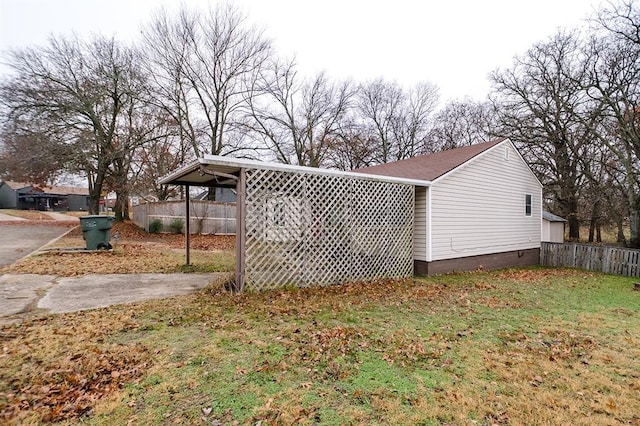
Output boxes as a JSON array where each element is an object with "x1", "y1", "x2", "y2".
[{"x1": 1, "y1": 268, "x2": 638, "y2": 424}]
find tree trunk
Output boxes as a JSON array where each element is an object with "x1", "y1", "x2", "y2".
[
  {"x1": 88, "y1": 189, "x2": 101, "y2": 215},
  {"x1": 588, "y1": 200, "x2": 601, "y2": 243},
  {"x1": 87, "y1": 176, "x2": 104, "y2": 215},
  {"x1": 114, "y1": 190, "x2": 129, "y2": 222},
  {"x1": 616, "y1": 218, "x2": 627, "y2": 245},
  {"x1": 566, "y1": 193, "x2": 580, "y2": 241},
  {"x1": 629, "y1": 200, "x2": 640, "y2": 249},
  {"x1": 560, "y1": 190, "x2": 581, "y2": 241},
  {"x1": 568, "y1": 215, "x2": 580, "y2": 241}
]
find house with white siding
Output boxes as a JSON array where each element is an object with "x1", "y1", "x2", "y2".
[
  {"x1": 355, "y1": 138, "x2": 543, "y2": 275},
  {"x1": 159, "y1": 138, "x2": 542, "y2": 290}
]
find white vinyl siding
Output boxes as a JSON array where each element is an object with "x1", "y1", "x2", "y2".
[
  {"x1": 413, "y1": 186, "x2": 428, "y2": 261},
  {"x1": 429, "y1": 141, "x2": 542, "y2": 261},
  {"x1": 542, "y1": 220, "x2": 565, "y2": 243}
]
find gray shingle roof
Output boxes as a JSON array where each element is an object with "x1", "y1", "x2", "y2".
[{"x1": 543, "y1": 211, "x2": 567, "y2": 222}]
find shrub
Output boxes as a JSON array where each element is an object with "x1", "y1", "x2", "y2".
[
  {"x1": 169, "y1": 218, "x2": 184, "y2": 234},
  {"x1": 149, "y1": 219, "x2": 163, "y2": 234}
]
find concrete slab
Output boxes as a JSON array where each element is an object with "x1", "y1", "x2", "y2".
[
  {"x1": 0, "y1": 274, "x2": 57, "y2": 316},
  {"x1": 0, "y1": 223, "x2": 74, "y2": 267},
  {"x1": 0, "y1": 212, "x2": 26, "y2": 221},
  {"x1": 38, "y1": 273, "x2": 223, "y2": 314}
]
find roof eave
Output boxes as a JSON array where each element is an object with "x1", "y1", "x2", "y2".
[
  {"x1": 159, "y1": 156, "x2": 431, "y2": 187},
  {"x1": 158, "y1": 161, "x2": 203, "y2": 185}
]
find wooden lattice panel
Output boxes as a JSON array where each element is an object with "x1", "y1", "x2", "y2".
[{"x1": 243, "y1": 168, "x2": 415, "y2": 291}]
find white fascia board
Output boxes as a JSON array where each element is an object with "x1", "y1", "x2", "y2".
[{"x1": 201, "y1": 155, "x2": 431, "y2": 187}]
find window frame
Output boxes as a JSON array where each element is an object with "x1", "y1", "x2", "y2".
[{"x1": 525, "y1": 194, "x2": 532, "y2": 217}]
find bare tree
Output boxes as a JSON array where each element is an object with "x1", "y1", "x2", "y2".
[
  {"x1": 0, "y1": 36, "x2": 145, "y2": 214},
  {"x1": 131, "y1": 119, "x2": 184, "y2": 202},
  {"x1": 357, "y1": 79, "x2": 403, "y2": 163},
  {"x1": 248, "y1": 59, "x2": 355, "y2": 167},
  {"x1": 106, "y1": 96, "x2": 172, "y2": 220},
  {"x1": 596, "y1": 0, "x2": 640, "y2": 44},
  {"x1": 357, "y1": 79, "x2": 439, "y2": 163},
  {"x1": 395, "y1": 82, "x2": 441, "y2": 158},
  {"x1": 428, "y1": 99, "x2": 498, "y2": 151},
  {"x1": 490, "y1": 31, "x2": 598, "y2": 240},
  {"x1": 324, "y1": 118, "x2": 377, "y2": 170},
  {"x1": 579, "y1": 0, "x2": 640, "y2": 247},
  {"x1": 142, "y1": 3, "x2": 272, "y2": 160},
  {"x1": 0, "y1": 118, "x2": 71, "y2": 184}
]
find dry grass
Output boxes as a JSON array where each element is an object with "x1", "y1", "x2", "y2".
[
  {"x1": 0, "y1": 209, "x2": 67, "y2": 221},
  {"x1": 61, "y1": 211, "x2": 91, "y2": 217},
  {"x1": 573, "y1": 225, "x2": 627, "y2": 245},
  {"x1": 1, "y1": 268, "x2": 638, "y2": 425}
]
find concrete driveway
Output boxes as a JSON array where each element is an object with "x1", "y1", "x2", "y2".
[
  {"x1": 0, "y1": 215, "x2": 226, "y2": 324},
  {"x1": 0, "y1": 223, "x2": 74, "y2": 268},
  {"x1": 0, "y1": 272, "x2": 225, "y2": 324}
]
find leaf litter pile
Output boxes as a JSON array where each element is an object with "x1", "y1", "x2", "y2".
[
  {"x1": 1, "y1": 311, "x2": 151, "y2": 422},
  {"x1": 0, "y1": 221, "x2": 235, "y2": 276},
  {"x1": 1, "y1": 268, "x2": 638, "y2": 424}
]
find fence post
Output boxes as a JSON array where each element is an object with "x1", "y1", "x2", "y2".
[
  {"x1": 185, "y1": 185, "x2": 190, "y2": 266},
  {"x1": 236, "y1": 169, "x2": 246, "y2": 292}
]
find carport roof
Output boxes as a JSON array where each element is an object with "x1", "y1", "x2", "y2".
[{"x1": 159, "y1": 155, "x2": 431, "y2": 188}]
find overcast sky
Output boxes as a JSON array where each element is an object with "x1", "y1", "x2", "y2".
[{"x1": 0, "y1": 0, "x2": 602, "y2": 103}]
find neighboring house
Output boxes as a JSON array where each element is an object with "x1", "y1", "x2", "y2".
[
  {"x1": 356, "y1": 138, "x2": 543, "y2": 275},
  {"x1": 0, "y1": 180, "x2": 27, "y2": 208},
  {"x1": 193, "y1": 187, "x2": 237, "y2": 203},
  {"x1": 159, "y1": 138, "x2": 543, "y2": 291},
  {"x1": 0, "y1": 180, "x2": 89, "y2": 211},
  {"x1": 542, "y1": 211, "x2": 566, "y2": 243}
]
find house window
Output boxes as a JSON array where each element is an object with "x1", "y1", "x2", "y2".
[{"x1": 525, "y1": 194, "x2": 532, "y2": 216}]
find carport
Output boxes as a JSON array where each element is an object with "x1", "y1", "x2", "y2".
[{"x1": 159, "y1": 155, "x2": 429, "y2": 292}]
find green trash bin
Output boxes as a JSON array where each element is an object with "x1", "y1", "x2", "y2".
[{"x1": 79, "y1": 215, "x2": 114, "y2": 250}]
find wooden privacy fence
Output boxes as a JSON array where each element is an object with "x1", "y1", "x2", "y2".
[
  {"x1": 541, "y1": 242, "x2": 640, "y2": 277},
  {"x1": 132, "y1": 200, "x2": 236, "y2": 234}
]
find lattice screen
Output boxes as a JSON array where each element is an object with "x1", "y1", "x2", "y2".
[{"x1": 243, "y1": 168, "x2": 415, "y2": 291}]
